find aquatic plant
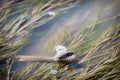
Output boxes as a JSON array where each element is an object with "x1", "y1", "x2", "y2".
[{"x1": 0, "y1": 0, "x2": 120, "y2": 80}]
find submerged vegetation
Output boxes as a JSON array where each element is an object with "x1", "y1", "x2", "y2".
[{"x1": 0, "y1": 0, "x2": 120, "y2": 80}]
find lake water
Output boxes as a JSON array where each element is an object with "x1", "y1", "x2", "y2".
[
  {"x1": 19, "y1": 0, "x2": 120, "y2": 56},
  {"x1": 11, "y1": 0, "x2": 120, "y2": 71}
]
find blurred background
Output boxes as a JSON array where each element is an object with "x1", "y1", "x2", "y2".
[{"x1": 0, "y1": 0, "x2": 120, "y2": 80}]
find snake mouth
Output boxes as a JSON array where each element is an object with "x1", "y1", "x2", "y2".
[{"x1": 58, "y1": 52, "x2": 73, "y2": 60}]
